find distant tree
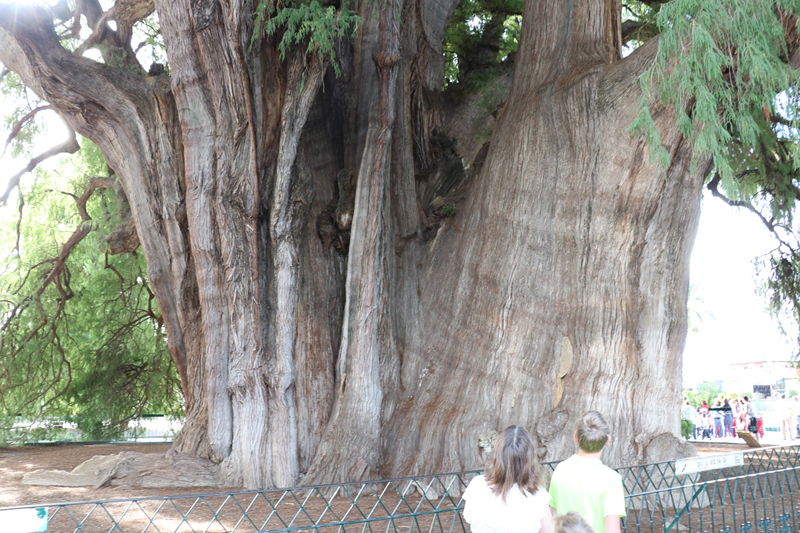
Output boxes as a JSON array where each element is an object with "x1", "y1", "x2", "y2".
[
  {"x1": 0, "y1": 139, "x2": 182, "y2": 443},
  {"x1": 686, "y1": 382, "x2": 725, "y2": 408}
]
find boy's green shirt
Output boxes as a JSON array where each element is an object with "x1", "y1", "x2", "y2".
[{"x1": 548, "y1": 454, "x2": 626, "y2": 533}]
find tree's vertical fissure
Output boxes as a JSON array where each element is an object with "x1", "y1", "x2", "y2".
[{"x1": 303, "y1": 0, "x2": 403, "y2": 484}]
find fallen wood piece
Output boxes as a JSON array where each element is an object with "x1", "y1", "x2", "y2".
[{"x1": 737, "y1": 431, "x2": 763, "y2": 448}]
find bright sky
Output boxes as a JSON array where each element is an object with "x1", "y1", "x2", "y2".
[{"x1": 684, "y1": 195, "x2": 796, "y2": 386}]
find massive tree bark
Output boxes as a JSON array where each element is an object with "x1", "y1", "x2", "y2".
[{"x1": 0, "y1": 0, "x2": 704, "y2": 489}]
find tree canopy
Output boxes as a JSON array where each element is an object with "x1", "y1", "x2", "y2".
[{"x1": 0, "y1": 137, "x2": 182, "y2": 443}]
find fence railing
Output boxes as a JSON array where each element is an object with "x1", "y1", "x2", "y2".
[
  {"x1": 621, "y1": 444, "x2": 800, "y2": 533},
  {"x1": 2, "y1": 444, "x2": 798, "y2": 533}
]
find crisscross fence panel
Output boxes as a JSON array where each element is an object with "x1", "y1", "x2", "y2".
[
  {"x1": 622, "y1": 445, "x2": 800, "y2": 533},
  {"x1": 2, "y1": 445, "x2": 799, "y2": 533},
  {"x1": 1, "y1": 472, "x2": 475, "y2": 533}
]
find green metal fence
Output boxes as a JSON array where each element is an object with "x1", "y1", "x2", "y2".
[
  {"x1": 1, "y1": 445, "x2": 798, "y2": 533},
  {"x1": 621, "y1": 444, "x2": 800, "y2": 533}
]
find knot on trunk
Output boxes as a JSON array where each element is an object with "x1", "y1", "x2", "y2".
[
  {"x1": 477, "y1": 429, "x2": 499, "y2": 463},
  {"x1": 536, "y1": 407, "x2": 569, "y2": 443},
  {"x1": 104, "y1": 219, "x2": 140, "y2": 254},
  {"x1": 334, "y1": 169, "x2": 355, "y2": 232},
  {"x1": 372, "y1": 50, "x2": 400, "y2": 69}
]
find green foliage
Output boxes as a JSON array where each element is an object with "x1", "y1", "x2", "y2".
[
  {"x1": 635, "y1": 0, "x2": 800, "y2": 185},
  {"x1": 621, "y1": 1, "x2": 661, "y2": 52},
  {"x1": 498, "y1": 15, "x2": 521, "y2": 61},
  {"x1": 131, "y1": 12, "x2": 168, "y2": 69},
  {"x1": 443, "y1": 0, "x2": 523, "y2": 88},
  {"x1": 253, "y1": 0, "x2": 361, "y2": 76},
  {"x1": 681, "y1": 418, "x2": 694, "y2": 440},
  {"x1": 0, "y1": 72, "x2": 46, "y2": 159},
  {"x1": 633, "y1": 1, "x2": 800, "y2": 353},
  {"x1": 0, "y1": 139, "x2": 182, "y2": 444},
  {"x1": 685, "y1": 381, "x2": 724, "y2": 407},
  {"x1": 439, "y1": 204, "x2": 457, "y2": 217}
]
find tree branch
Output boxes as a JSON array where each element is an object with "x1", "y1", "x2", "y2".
[
  {"x1": 35, "y1": 177, "x2": 115, "y2": 297},
  {"x1": 2, "y1": 104, "x2": 53, "y2": 157},
  {"x1": 770, "y1": 114, "x2": 795, "y2": 128},
  {"x1": 1, "y1": 176, "x2": 117, "y2": 336},
  {"x1": 14, "y1": 191, "x2": 23, "y2": 253},
  {"x1": 72, "y1": 0, "x2": 152, "y2": 69},
  {"x1": 0, "y1": 121, "x2": 80, "y2": 207},
  {"x1": 104, "y1": 252, "x2": 128, "y2": 306},
  {"x1": 621, "y1": 19, "x2": 658, "y2": 45},
  {"x1": 707, "y1": 172, "x2": 797, "y2": 253}
]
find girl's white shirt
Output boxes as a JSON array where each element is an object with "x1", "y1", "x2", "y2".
[{"x1": 462, "y1": 475, "x2": 550, "y2": 533}]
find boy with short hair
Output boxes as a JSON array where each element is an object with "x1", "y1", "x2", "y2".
[{"x1": 549, "y1": 411, "x2": 626, "y2": 533}]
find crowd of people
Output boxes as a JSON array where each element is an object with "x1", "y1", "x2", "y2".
[
  {"x1": 681, "y1": 394, "x2": 800, "y2": 441},
  {"x1": 463, "y1": 411, "x2": 624, "y2": 533}
]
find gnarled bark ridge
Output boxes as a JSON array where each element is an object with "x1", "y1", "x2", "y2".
[{"x1": 0, "y1": 0, "x2": 703, "y2": 488}]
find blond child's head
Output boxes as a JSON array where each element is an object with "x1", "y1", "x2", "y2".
[
  {"x1": 554, "y1": 512, "x2": 596, "y2": 533},
  {"x1": 574, "y1": 411, "x2": 610, "y2": 453}
]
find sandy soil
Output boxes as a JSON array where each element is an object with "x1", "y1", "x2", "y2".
[
  {"x1": 0, "y1": 440, "x2": 753, "y2": 509},
  {"x1": 0, "y1": 442, "x2": 234, "y2": 508}
]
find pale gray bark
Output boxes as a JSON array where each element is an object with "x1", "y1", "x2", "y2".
[{"x1": 268, "y1": 52, "x2": 327, "y2": 487}]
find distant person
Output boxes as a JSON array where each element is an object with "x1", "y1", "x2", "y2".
[
  {"x1": 549, "y1": 412, "x2": 626, "y2": 533},
  {"x1": 699, "y1": 400, "x2": 710, "y2": 416},
  {"x1": 793, "y1": 397, "x2": 800, "y2": 439},
  {"x1": 692, "y1": 409, "x2": 703, "y2": 439},
  {"x1": 742, "y1": 395, "x2": 760, "y2": 438},
  {"x1": 736, "y1": 404, "x2": 748, "y2": 433},
  {"x1": 780, "y1": 394, "x2": 793, "y2": 441},
  {"x1": 463, "y1": 425, "x2": 553, "y2": 533},
  {"x1": 700, "y1": 413, "x2": 713, "y2": 440},
  {"x1": 712, "y1": 400, "x2": 723, "y2": 438},
  {"x1": 681, "y1": 400, "x2": 695, "y2": 421},
  {"x1": 722, "y1": 398, "x2": 734, "y2": 438},
  {"x1": 554, "y1": 512, "x2": 596, "y2": 533}
]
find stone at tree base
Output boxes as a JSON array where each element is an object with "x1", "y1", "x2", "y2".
[
  {"x1": 643, "y1": 432, "x2": 697, "y2": 463},
  {"x1": 22, "y1": 450, "x2": 224, "y2": 488},
  {"x1": 626, "y1": 433, "x2": 707, "y2": 511}
]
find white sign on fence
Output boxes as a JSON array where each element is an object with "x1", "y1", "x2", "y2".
[
  {"x1": 675, "y1": 452, "x2": 744, "y2": 476},
  {"x1": 0, "y1": 507, "x2": 48, "y2": 532}
]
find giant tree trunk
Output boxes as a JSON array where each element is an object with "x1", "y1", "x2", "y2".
[{"x1": 0, "y1": 0, "x2": 703, "y2": 488}]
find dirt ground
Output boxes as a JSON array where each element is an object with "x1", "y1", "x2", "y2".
[
  {"x1": 0, "y1": 442, "x2": 236, "y2": 509},
  {"x1": 0, "y1": 440, "x2": 753, "y2": 509}
]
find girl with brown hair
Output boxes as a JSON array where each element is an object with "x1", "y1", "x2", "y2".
[{"x1": 463, "y1": 425, "x2": 553, "y2": 533}]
